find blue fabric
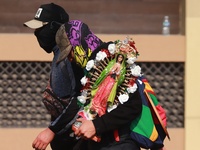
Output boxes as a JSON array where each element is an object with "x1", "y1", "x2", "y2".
[{"x1": 51, "y1": 46, "x2": 73, "y2": 98}]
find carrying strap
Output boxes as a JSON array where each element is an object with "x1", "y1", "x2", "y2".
[
  {"x1": 144, "y1": 90, "x2": 170, "y2": 140},
  {"x1": 56, "y1": 106, "x2": 84, "y2": 135}
]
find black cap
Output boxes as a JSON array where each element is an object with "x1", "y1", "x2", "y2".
[{"x1": 24, "y1": 3, "x2": 69, "y2": 29}]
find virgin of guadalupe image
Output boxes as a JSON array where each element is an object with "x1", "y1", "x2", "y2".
[
  {"x1": 90, "y1": 53, "x2": 126, "y2": 117},
  {"x1": 77, "y1": 38, "x2": 139, "y2": 120}
]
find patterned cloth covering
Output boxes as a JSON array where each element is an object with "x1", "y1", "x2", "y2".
[{"x1": 56, "y1": 20, "x2": 103, "y2": 67}]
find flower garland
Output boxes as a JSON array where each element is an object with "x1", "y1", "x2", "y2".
[{"x1": 77, "y1": 37, "x2": 142, "y2": 117}]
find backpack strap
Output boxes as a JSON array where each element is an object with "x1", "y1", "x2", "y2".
[{"x1": 144, "y1": 90, "x2": 170, "y2": 140}]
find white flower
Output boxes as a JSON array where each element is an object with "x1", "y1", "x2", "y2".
[
  {"x1": 126, "y1": 57, "x2": 137, "y2": 65},
  {"x1": 118, "y1": 94, "x2": 129, "y2": 104},
  {"x1": 127, "y1": 83, "x2": 137, "y2": 93},
  {"x1": 86, "y1": 60, "x2": 94, "y2": 71},
  {"x1": 96, "y1": 51, "x2": 107, "y2": 61},
  {"x1": 77, "y1": 95, "x2": 86, "y2": 104},
  {"x1": 131, "y1": 65, "x2": 142, "y2": 77},
  {"x1": 108, "y1": 43, "x2": 116, "y2": 55},
  {"x1": 80, "y1": 76, "x2": 88, "y2": 86},
  {"x1": 107, "y1": 104, "x2": 117, "y2": 112},
  {"x1": 81, "y1": 90, "x2": 88, "y2": 97}
]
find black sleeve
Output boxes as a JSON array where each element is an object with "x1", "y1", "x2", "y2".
[
  {"x1": 92, "y1": 90, "x2": 142, "y2": 136},
  {"x1": 48, "y1": 97, "x2": 80, "y2": 134}
]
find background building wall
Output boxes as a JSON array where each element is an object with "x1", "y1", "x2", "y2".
[
  {"x1": 0, "y1": 0, "x2": 181, "y2": 34},
  {"x1": 185, "y1": 0, "x2": 200, "y2": 150},
  {"x1": 0, "y1": 34, "x2": 185, "y2": 150}
]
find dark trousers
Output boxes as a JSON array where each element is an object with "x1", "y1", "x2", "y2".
[
  {"x1": 87, "y1": 129, "x2": 141, "y2": 150},
  {"x1": 87, "y1": 139, "x2": 141, "y2": 150},
  {"x1": 50, "y1": 130, "x2": 78, "y2": 150}
]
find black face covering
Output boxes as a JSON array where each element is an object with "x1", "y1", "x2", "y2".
[{"x1": 34, "y1": 21, "x2": 62, "y2": 53}]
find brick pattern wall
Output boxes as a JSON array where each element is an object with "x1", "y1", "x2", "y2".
[{"x1": 0, "y1": 0, "x2": 181, "y2": 34}]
